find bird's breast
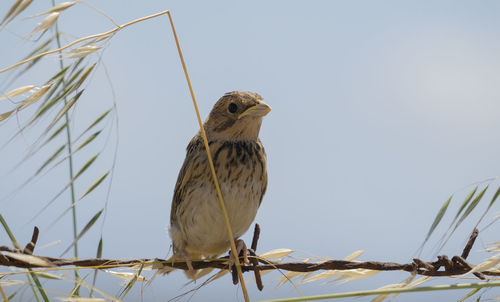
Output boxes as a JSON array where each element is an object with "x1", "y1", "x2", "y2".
[{"x1": 175, "y1": 139, "x2": 267, "y2": 256}]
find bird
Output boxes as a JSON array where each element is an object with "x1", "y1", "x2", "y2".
[{"x1": 167, "y1": 91, "x2": 271, "y2": 277}]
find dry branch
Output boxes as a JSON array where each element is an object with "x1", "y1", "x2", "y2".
[{"x1": 1, "y1": 226, "x2": 498, "y2": 291}]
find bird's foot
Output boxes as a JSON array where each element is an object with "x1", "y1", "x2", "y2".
[
  {"x1": 228, "y1": 239, "x2": 250, "y2": 268},
  {"x1": 172, "y1": 248, "x2": 197, "y2": 279}
]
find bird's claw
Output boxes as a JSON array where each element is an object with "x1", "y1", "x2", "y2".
[
  {"x1": 228, "y1": 239, "x2": 250, "y2": 268},
  {"x1": 173, "y1": 248, "x2": 197, "y2": 279}
]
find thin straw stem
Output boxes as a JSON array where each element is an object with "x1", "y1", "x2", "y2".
[
  {"x1": 50, "y1": 0, "x2": 80, "y2": 291},
  {"x1": 166, "y1": 10, "x2": 250, "y2": 302},
  {"x1": 0, "y1": 10, "x2": 170, "y2": 74}
]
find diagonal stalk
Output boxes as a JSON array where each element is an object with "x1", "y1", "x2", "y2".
[
  {"x1": 51, "y1": 2, "x2": 80, "y2": 293},
  {"x1": 167, "y1": 11, "x2": 250, "y2": 302}
]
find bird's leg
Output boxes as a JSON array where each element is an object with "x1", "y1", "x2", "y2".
[
  {"x1": 237, "y1": 239, "x2": 250, "y2": 264},
  {"x1": 228, "y1": 239, "x2": 250, "y2": 267},
  {"x1": 173, "y1": 246, "x2": 196, "y2": 279}
]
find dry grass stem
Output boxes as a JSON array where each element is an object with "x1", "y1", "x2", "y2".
[
  {"x1": 166, "y1": 10, "x2": 250, "y2": 302},
  {"x1": 0, "y1": 10, "x2": 170, "y2": 74}
]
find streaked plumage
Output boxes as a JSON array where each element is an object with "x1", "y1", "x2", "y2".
[{"x1": 169, "y1": 91, "x2": 271, "y2": 273}]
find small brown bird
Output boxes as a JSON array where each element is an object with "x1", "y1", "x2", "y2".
[{"x1": 168, "y1": 91, "x2": 271, "y2": 276}]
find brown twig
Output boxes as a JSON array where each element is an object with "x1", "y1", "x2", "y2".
[
  {"x1": 251, "y1": 223, "x2": 260, "y2": 251},
  {"x1": 1, "y1": 226, "x2": 499, "y2": 287},
  {"x1": 461, "y1": 228, "x2": 478, "y2": 259},
  {"x1": 249, "y1": 224, "x2": 263, "y2": 291},
  {"x1": 453, "y1": 255, "x2": 485, "y2": 280},
  {"x1": 23, "y1": 226, "x2": 38, "y2": 255}
]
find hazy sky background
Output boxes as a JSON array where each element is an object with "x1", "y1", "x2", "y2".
[{"x1": 1, "y1": 1, "x2": 500, "y2": 301}]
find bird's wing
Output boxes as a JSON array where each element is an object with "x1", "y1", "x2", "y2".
[
  {"x1": 170, "y1": 135, "x2": 204, "y2": 225},
  {"x1": 257, "y1": 139, "x2": 267, "y2": 206}
]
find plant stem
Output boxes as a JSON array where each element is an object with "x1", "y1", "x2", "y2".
[
  {"x1": 260, "y1": 281, "x2": 500, "y2": 302},
  {"x1": 51, "y1": 5, "x2": 80, "y2": 294},
  {"x1": 166, "y1": 10, "x2": 250, "y2": 302}
]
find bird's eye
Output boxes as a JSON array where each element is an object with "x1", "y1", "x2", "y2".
[{"x1": 228, "y1": 103, "x2": 238, "y2": 113}]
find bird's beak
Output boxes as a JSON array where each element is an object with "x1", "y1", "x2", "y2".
[{"x1": 238, "y1": 102, "x2": 272, "y2": 119}]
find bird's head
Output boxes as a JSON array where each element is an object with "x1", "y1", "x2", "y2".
[{"x1": 204, "y1": 91, "x2": 271, "y2": 141}]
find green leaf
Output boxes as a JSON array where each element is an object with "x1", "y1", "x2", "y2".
[
  {"x1": 119, "y1": 263, "x2": 144, "y2": 299},
  {"x1": 26, "y1": 273, "x2": 41, "y2": 302},
  {"x1": 6, "y1": 42, "x2": 52, "y2": 84},
  {"x1": 10, "y1": 122, "x2": 66, "y2": 170},
  {"x1": 455, "y1": 186, "x2": 488, "y2": 230},
  {"x1": 90, "y1": 236, "x2": 104, "y2": 297},
  {"x1": 73, "y1": 64, "x2": 96, "y2": 90},
  {"x1": 30, "y1": 153, "x2": 100, "y2": 221},
  {"x1": 71, "y1": 109, "x2": 110, "y2": 147},
  {"x1": 48, "y1": 65, "x2": 70, "y2": 82},
  {"x1": 31, "y1": 65, "x2": 91, "y2": 124},
  {"x1": 61, "y1": 209, "x2": 103, "y2": 256},
  {"x1": 44, "y1": 90, "x2": 84, "y2": 134},
  {"x1": 49, "y1": 171, "x2": 110, "y2": 228},
  {"x1": 24, "y1": 39, "x2": 54, "y2": 61},
  {"x1": 85, "y1": 109, "x2": 111, "y2": 133},
  {"x1": 437, "y1": 186, "x2": 480, "y2": 251},
  {"x1": 19, "y1": 64, "x2": 92, "y2": 135},
  {"x1": 450, "y1": 186, "x2": 478, "y2": 226},
  {"x1": 35, "y1": 144, "x2": 65, "y2": 175},
  {"x1": 45, "y1": 122, "x2": 68, "y2": 144},
  {"x1": 0, "y1": 214, "x2": 20, "y2": 249},
  {"x1": 475, "y1": 184, "x2": 500, "y2": 228},
  {"x1": 33, "y1": 64, "x2": 87, "y2": 121},
  {"x1": 8, "y1": 40, "x2": 53, "y2": 81},
  {"x1": 69, "y1": 279, "x2": 82, "y2": 298},
  {"x1": 13, "y1": 40, "x2": 54, "y2": 78},
  {"x1": 7, "y1": 292, "x2": 17, "y2": 301},
  {"x1": 96, "y1": 237, "x2": 103, "y2": 258},
  {"x1": 485, "y1": 185, "x2": 500, "y2": 211},
  {"x1": 69, "y1": 57, "x2": 85, "y2": 75},
  {"x1": 35, "y1": 65, "x2": 69, "y2": 105},
  {"x1": 38, "y1": 76, "x2": 64, "y2": 108},
  {"x1": 74, "y1": 153, "x2": 99, "y2": 179},
  {"x1": 423, "y1": 195, "x2": 452, "y2": 243},
  {"x1": 65, "y1": 67, "x2": 84, "y2": 87},
  {"x1": 34, "y1": 272, "x2": 62, "y2": 280},
  {"x1": 73, "y1": 130, "x2": 101, "y2": 154},
  {"x1": 78, "y1": 171, "x2": 110, "y2": 200},
  {"x1": 33, "y1": 277, "x2": 49, "y2": 302},
  {"x1": 32, "y1": 81, "x2": 77, "y2": 121}
]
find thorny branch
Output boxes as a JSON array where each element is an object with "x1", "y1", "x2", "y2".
[{"x1": 0, "y1": 226, "x2": 498, "y2": 291}]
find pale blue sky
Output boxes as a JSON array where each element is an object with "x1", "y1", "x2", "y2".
[{"x1": 1, "y1": 1, "x2": 500, "y2": 301}]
